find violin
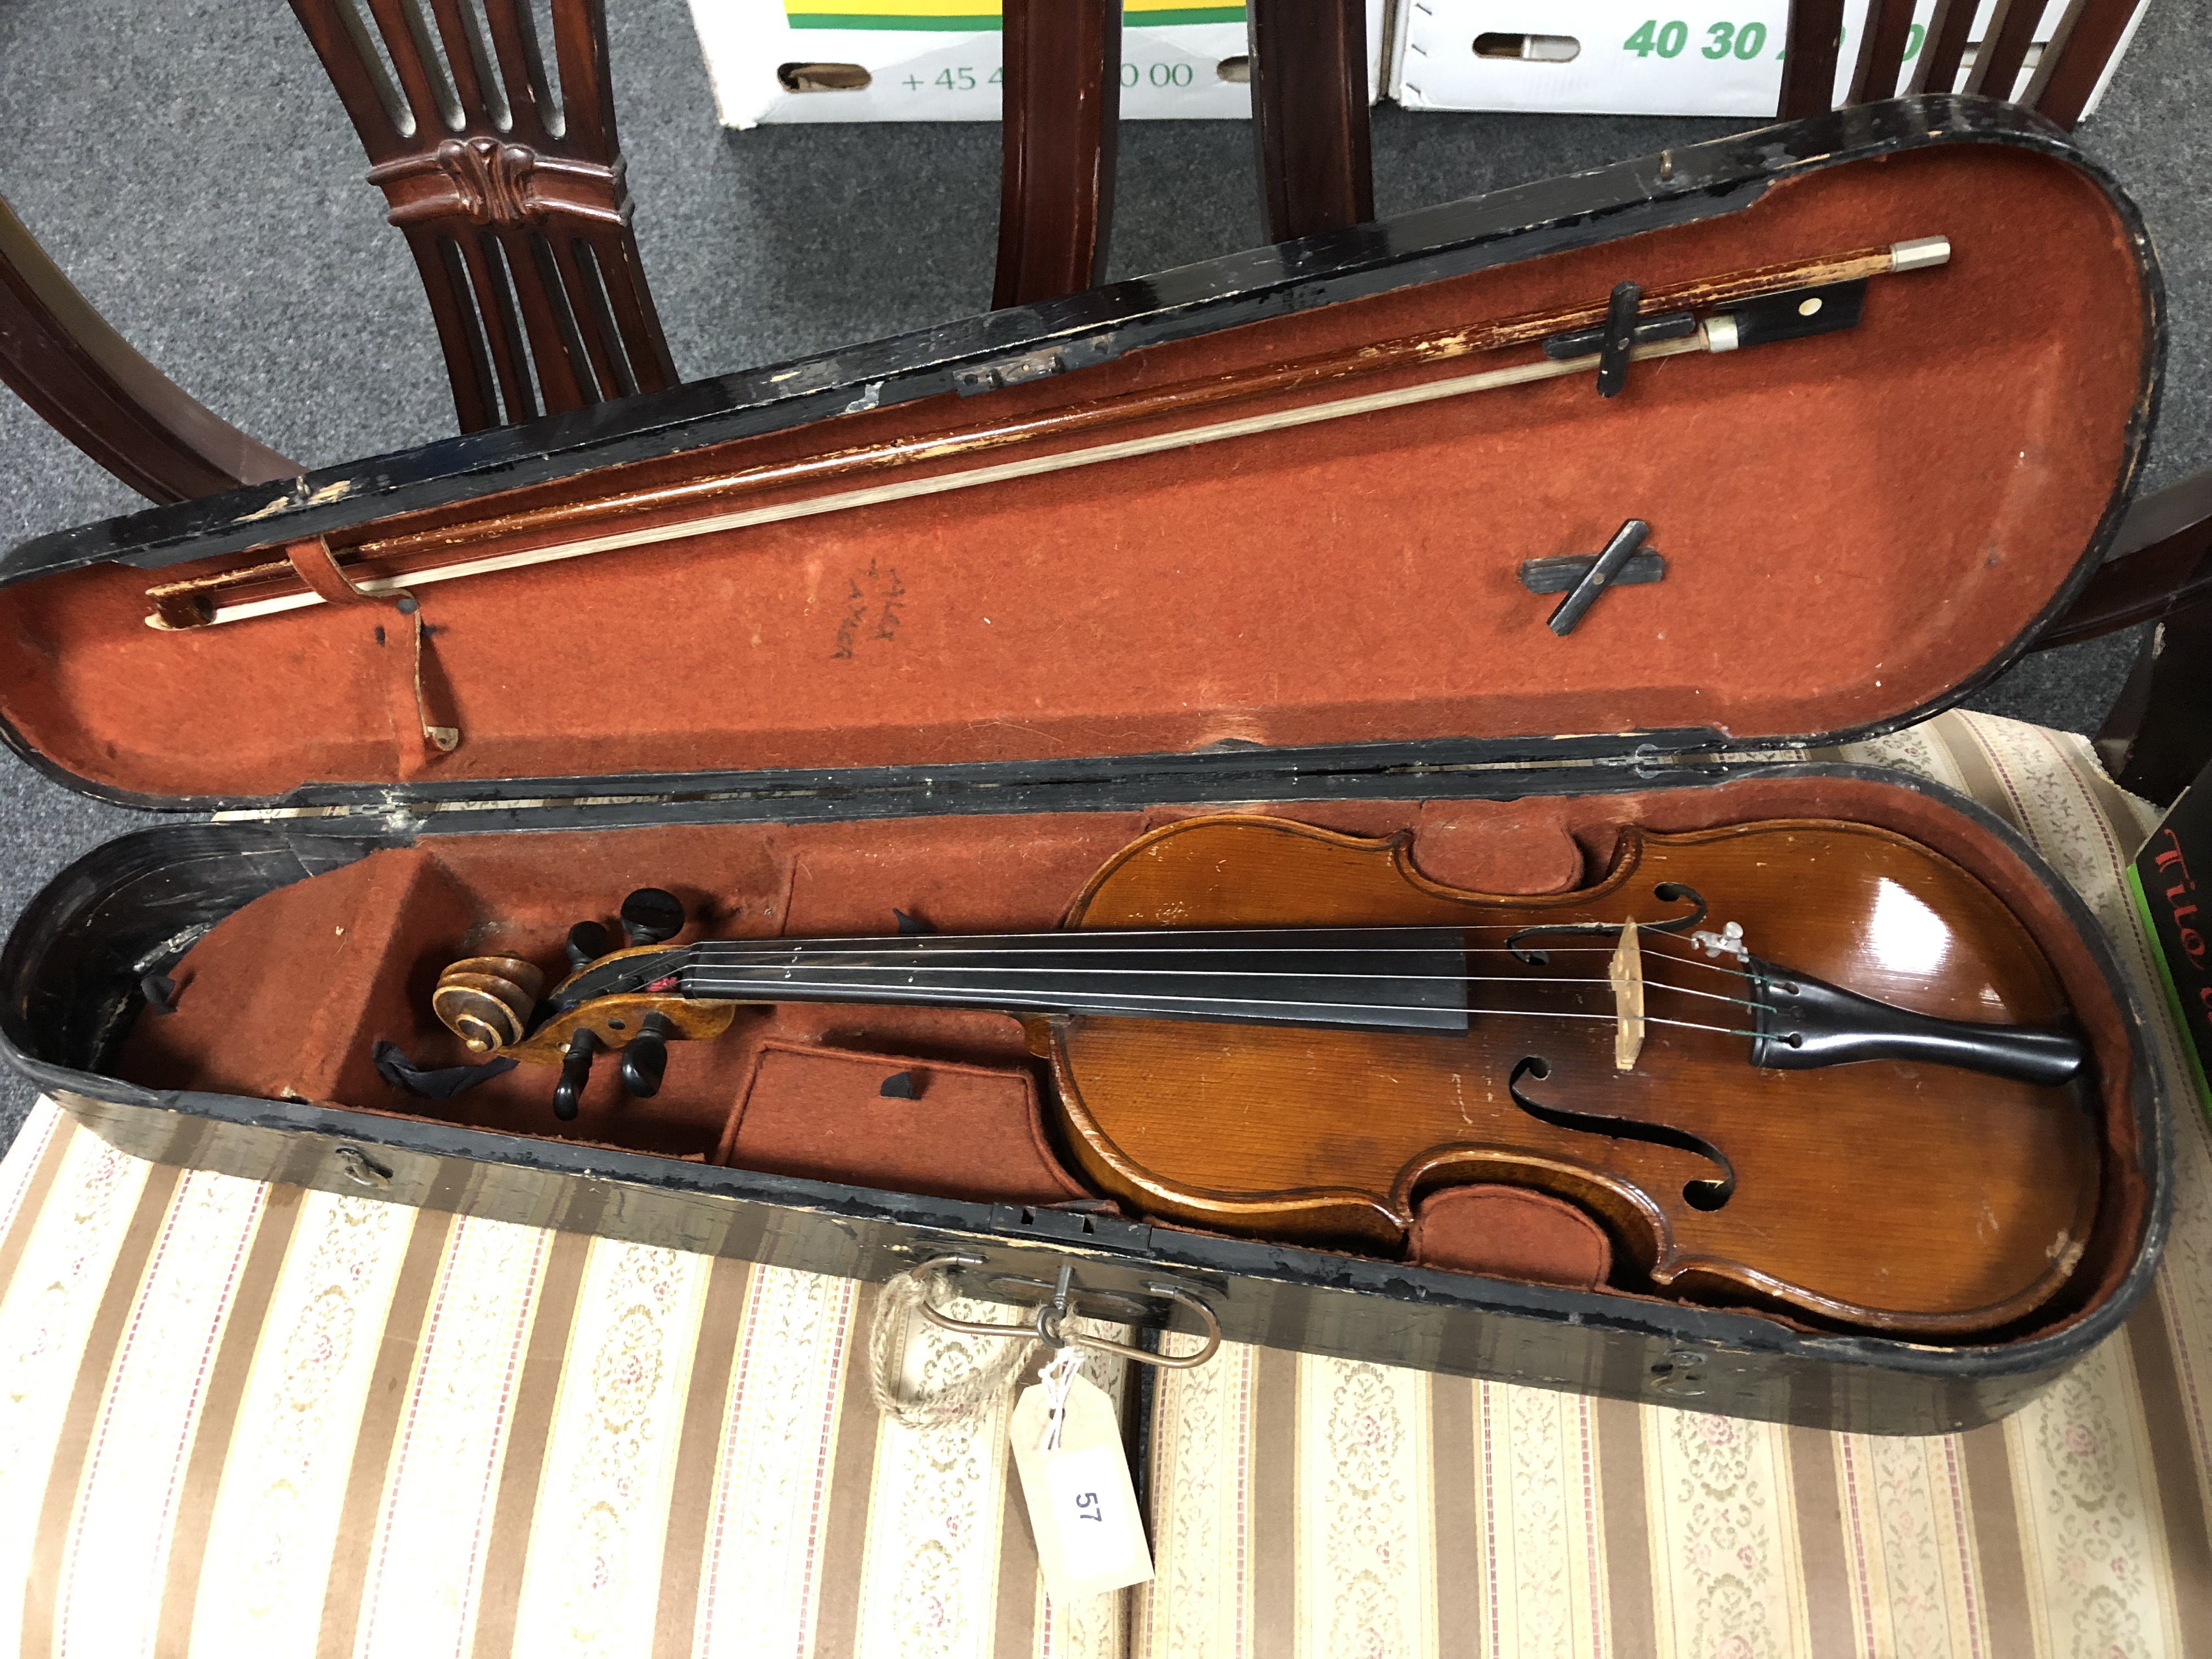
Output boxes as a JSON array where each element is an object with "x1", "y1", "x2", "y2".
[{"x1": 432, "y1": 815, "x2": 2098, "y2": 1337}]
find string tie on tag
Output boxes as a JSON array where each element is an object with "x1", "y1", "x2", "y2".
[
  {"x1": 1037, "y1": 1345, "x2": 1084, "y2": 1453},
  {"x1": 866, "y1": 1264, "x2": 1036, "y2": 1429}
]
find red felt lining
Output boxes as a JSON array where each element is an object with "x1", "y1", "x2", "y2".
[
  {"x1": 1413, "y1": 1185, "x2": 1612, "y2": 1289},
  {"x1": 113, "y1": 774, "x2": 2143, "y2": 1344},
  {"x1": 715, "y1": 1041, "x2": 1090, "y2": 1205},
  {"x1": 0, "y1": 143, "x2": 2147, "y2": 803}
]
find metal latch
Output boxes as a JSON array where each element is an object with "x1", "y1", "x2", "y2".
[
  {"x1": 988, "y1": 1200, "x2": 1151, "y2": 1252},
  {"x1": 330, "y1": 1143, "x2": 393, "y2": 1189},
  {"x1": 1647, "y1": 1346, "x2": 1709, "y2": 1397},
  {"x1": 910, "y1": 1254, "x2": 1221, "y2": 1368},
  {"x1": 952, "y1": 335, "x2": 1120, "y2": 396}
]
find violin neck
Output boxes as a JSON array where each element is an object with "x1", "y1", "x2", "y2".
[{"x1": 673, "y1": 927, "x2": 1472, "y2": 1034}]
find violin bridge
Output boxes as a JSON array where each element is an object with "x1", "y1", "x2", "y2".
[{"x1": 1610, "y1": 920, "x2": 1647, "y2": 1072}]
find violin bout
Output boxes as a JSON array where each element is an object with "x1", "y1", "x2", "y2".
[{"x1": 1037, "y1": 815, "x2": 2100, "y2": 1338}]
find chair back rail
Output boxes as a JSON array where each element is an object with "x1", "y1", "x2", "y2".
[
  {"x1": 2023, "y1": 470, "x2": 2212, "y2": 805},
  {"x1": 287, "y1": 0, "x2": 676, "y2": 432},
  {"x1": 1966, "y1": 0, "x2": 2050, "y2": 98},
  {"x1": 2026, "y1": 0, "x2": 2147, "y2": 129},
  {"x1": 0, "y1": 194, "x2": 297, "y2": 504}
]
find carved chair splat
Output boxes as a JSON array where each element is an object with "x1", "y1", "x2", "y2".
[{"x1": 287, "y1": 0, "x2": 676, "y2": 433}]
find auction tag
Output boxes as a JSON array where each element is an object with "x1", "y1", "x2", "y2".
[{"x1": 1009, "y1": 1362, "x2": 1153, "y2": 1601}]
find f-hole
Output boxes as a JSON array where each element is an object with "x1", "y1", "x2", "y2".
[{"x1": 1508, "y1": 1056, "x2": 1734, "y2": 1210}]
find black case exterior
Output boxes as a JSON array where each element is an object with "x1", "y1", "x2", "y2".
[{"x1": 0, "y1": 98, "x2": 2173, "y2": 1435}]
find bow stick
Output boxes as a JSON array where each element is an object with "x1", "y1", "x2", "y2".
[{"x1": 145, "y1": 236, "x2": 1950, "y2": 631}]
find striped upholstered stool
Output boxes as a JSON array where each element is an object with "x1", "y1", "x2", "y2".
[
  {"x1": 0, "y1": 709, "x2": 2202, "y2": 1657},
  {"x1": 0, "y1": 1116, "x2": 1131, "y2": 1656}
]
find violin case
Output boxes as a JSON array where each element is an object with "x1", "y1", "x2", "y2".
[{"x1": 0, "y1": 95, "x2": 2169, "y2": 1435}]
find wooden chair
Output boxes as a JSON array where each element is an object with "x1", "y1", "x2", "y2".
[
  {"x1": 1243, "y1": 1, "x2": 2145, "y2": 259},
  {"x1": 4, "y1": 0, "x2": 1124, "y2": 486}
]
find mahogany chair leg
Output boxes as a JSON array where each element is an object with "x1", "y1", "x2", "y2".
[
  {"x1": 2039, "y1": 472, "x2": 2212, "y2": 651},
  {"x1": 2038, "y1": 471, "x2": 2212, "y2": 804},
  {"x1": 994, "y1": 0, "x2": 1121, "y2": 308},
  {"x1": 1779, "y1": 0, "x2": 1846, "y2": 118},
  {"x1": 1246, "y1": 0, "x2": 1373, "y2": 244},
  {"x1": 0, "y1": 193, "x2": 296, "y2": 504},
  {"x1": 2096, "y1": 597, "x2": 2212, "y2": 806},
  {"x1": 288, "y1": 0, "x2": 676, "y2": 435}
]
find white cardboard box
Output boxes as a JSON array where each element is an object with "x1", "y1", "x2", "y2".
[
  {"x1": 688, "y1": 0, "x2": 1387, "y2": 127},
  {"x1": 1389, "y1": 0, "x2": 2146, "y2": 119}
]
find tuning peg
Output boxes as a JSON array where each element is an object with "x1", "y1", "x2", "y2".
[
  {"x1": 619, "y1": 1011, "x2": 674, "y2": 1098},
  {"x1": 566, "y1": 920, "x2": 613, "y2": 972},
  {"x1": 553, "y1": 1028, "x2": 599, "y2": 1120},
  {"x1": 620, "y1": 888, "x2": 686, "y2": 946}
]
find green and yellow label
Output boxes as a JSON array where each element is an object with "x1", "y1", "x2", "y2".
[{"x1": 785, "y1": 1, "x2": 1245, "y2": 30}]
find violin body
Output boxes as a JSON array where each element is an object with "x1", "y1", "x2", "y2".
[{"x1": 1040, "y1": 816, "x2": 2098, "y2": 1337}]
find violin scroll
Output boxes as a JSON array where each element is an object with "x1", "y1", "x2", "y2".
[
  {"x1": 431, "y1": 956, "x2": 545, "y2": 1054},
  {"x1": 433, "y1": 889, "x2": 743, "y2": 1118}
]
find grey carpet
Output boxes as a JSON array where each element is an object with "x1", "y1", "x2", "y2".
[{"x1": 0, "y1": 0, "x2": 2203, "y2": 1141}]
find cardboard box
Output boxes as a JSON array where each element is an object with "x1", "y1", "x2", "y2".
[
  {"x1": 1389, "y1": 0, "x2": 2145, "y2": 119},
  {"x1": 687, "y1": 0, "x2": 1387, "y2": 127}
]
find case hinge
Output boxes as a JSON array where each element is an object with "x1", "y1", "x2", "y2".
[{"x1": 953, "y1": 335, "x2": 1121, "y2": 396}]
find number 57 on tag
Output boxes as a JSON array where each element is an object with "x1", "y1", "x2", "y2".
[{"x1": 1010, "y1": 1375, "x2": 1153, "y2": 1600}]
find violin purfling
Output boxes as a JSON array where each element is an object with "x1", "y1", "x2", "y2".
[{"x1": 432, "y1": 814, "x2": 2099, "y2": 1337}]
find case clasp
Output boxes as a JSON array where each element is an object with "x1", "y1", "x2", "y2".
[{"x1": 909, "y1": 1254, "x2": 1222, "y2": 1369}]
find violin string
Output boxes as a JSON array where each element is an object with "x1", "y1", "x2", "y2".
[
  {"x1": 675, "y1": 935, "x2": 1761, "y2": 997},
  {"x1": 670, "y1": 974, "x2": 1763, "y2": 1039},
  {"x1": 685, "y1": 923, "x2": 1732, "y2": 944},
  {"x1": 682, "y1": 934, "x2": 1759, "y2": 981},
  {"x1": 679, "y1": 962, "x2": 1765, "y2": 1012}
]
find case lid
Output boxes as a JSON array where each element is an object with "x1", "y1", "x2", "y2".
[{"x1": 0, "y1": 98, "x2": 2160, "y2": 815}]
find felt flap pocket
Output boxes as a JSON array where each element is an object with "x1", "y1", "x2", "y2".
[{"x1": 717, "y1": 1040, "x2": 1091, "y2": 1206}]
